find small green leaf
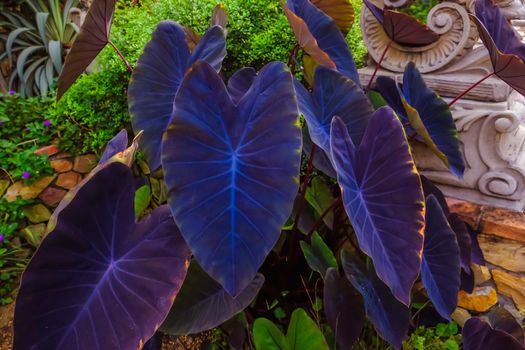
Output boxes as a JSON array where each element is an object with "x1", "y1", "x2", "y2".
[
  {"x1": 305, "y1": 177, "x2": 334, "y2": 228},
  {"x1": 445, "y1": 338, "x2": 459, "y2": 350},
  {"x1": 300, "y1": 232, "x2": 337, "y2": 277},
  {"x1": 367, "y1": 90, "x2": 388, "y2": 110},
  {"x1": 134, "y1": 184, "x2": 151, "y2": 219},
  {"x1": 286, "y1": 308, "x2": 329, "y2": 350},
  {"x1": 274, "y1": 307, "x2": 287, "y2": 320},
  {"x1": 253, "y1": 318, "x2": 288, "y2": 350}
]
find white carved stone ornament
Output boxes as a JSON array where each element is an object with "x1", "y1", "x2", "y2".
[{"x1": 359, "y1": 0, "x2": 525, "y2": 211}]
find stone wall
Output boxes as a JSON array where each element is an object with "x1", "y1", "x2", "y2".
[
  {"x1": 0, "y1": 144, "x2": 97, "y2": 243},
  {"x1": 449, "y1": 199, "x2": 525, "y2": 324}
]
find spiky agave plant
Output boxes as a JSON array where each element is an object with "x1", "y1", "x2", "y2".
[{"x1": 0, "y1": 0, "x2": 79, "y2": 96}]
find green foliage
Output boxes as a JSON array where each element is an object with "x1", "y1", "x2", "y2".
[
  {"x1": 0, "y1": 93, "x2": 55, "y2": 182},
  {"x1": 404, "y1": 322, "x2": 461, "y2": 350},
  {"x1": 402, "y1": 0, "x2": 439, "y2": 22},
  {"x1": 300, "y1": 232, "x2": 338, "y2": 277},
  {"x1": 0, "y1": 0, "x2": 79, "y2": 96}
]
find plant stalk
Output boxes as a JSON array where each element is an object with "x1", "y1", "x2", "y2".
[
  {"x1": 288, "y1": 43, "x2": 301, "y2": 75},
  {"x1": 448, "y1": 72, "x2": 494, "y2": 107},
  {"x1": 293, "y1": 144, "x2": 317, "y2": 232},
  {"x1": 108, "y1": 40, "x2": 133, "y2": 73},
  {"x1": 366, "y1": 40, "x2": 392, "y2": 91}
]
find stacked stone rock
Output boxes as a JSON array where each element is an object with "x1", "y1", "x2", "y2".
[
  {"x1": 0, "y1": 144, "x2": 97, "y2": 242},
  {"x1": 448, "y1": 199, "x2": 525, "y2": 326}
]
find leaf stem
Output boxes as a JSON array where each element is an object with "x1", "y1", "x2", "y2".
[
  {"x1": 293, "y1": 144, "x2": 317, "y2": 232},
  {"x1": 108, "y1": 40, "x2": 133, "y2": 73},
  {"x1": 448, "y1": 72, "x2": 494, "y2": 107},
  {"x1": 366, "y1": 40, "x2": 392, "y2": 91},
  {"x1": 288, "y1": 43, "x2": 301, "y2": 75},
  {"x1": 306, "y1": 196, "x2": 342, "y2": 237}
]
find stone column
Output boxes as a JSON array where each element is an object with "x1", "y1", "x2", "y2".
[{"x1": 359, "y1": 0, "x2": 525, "y2": 211}]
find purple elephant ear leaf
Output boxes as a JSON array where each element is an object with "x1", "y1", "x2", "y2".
[
  {"x1": 287, "y1": 0, "x2": 360, "y2": 85},
  {"x1": 472, "y1": 0, "x2": 525, "y2": 98},
  {"x1": 227, "y1": 67, "x2": 257, "y2": 105},
  {"x1": 421, "y1": 195, "x2": 461, "y2": 320},
  {"x1": 99, "y1": 129, "x2": 128, "y2": 165},
  {"x1": 162, "y1": 61, "x2": 301, "y2": 296},
  {"x1": 128, "y1": 21, "x2": 226, "y2": 171},
  {"x1": 160, "y1": 261, "x2": 264, "y2": 335},
  {"x1": 13, "y1": 163, "x2": 191, "y2": 350},
  {"x1": 280, "y1": 0, "x2": 336, "y2": 70},
  {"x1": 420, "y1": 175, "x2": 450, "y2": 216},
  {"x1": 298, "y1": 66, "x2": 373, "y2": 154},
  {"x1": 447, "y1": 213, "x2": 472, "y2": 273},
  {"x1": 302, "y1": 128, "x2": 337, "y2": 178},
  {"x1": 341, "y1": 251, "x2": 410, "y2": 350},
  {"x1": 363, "y1": 0, "x2": 438, "y2": 46},
  {"x1": 330, "y1": 109, "x2": 425, "y2": 306},
  {"x1": 212, "y1": 4, "x2": 228, "y2": 29},
  {"x1": 142, "y1": 332, "x2": 163, "y2": 350},
  {"x1": 488, "y1": 307, "x2": 525, "y2": 346},
  {"x1": 460, "y1": 269, "x2": 475, "y2": 293},
  {"x1": 57, "y1": 0, "x2": 116, "y2": 100},
  {"x1": 324, "y1": 268, "x2": 365, "y2": 349},
  {"x1": 402, "y1": 62, "x2": 465, "y2": 178},
  {"x1": 467, "y1": 222, "x2": 485, "y2": 265},
  {"x1": 310, "y1": 0, "x2": 355, "y2": 35},
  {"x1": 374, "y1": 76, "x2": 408, "y2": 124},
  {"x1": 462, "y1": 317, "x2": 524, "y2": 350}
]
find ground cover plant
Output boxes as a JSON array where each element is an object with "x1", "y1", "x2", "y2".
[{"x1": 8, "y1": 0, "x2": 525, "y2": 349}]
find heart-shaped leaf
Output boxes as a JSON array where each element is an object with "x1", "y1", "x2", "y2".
[
  {"x1": 57, "y1": 0, "x2": 116, "y2": 100},
  {"x1": 99, "y1": 129, "x2": 128, "y2": 165},
  {"x1": 324, "y1": 268, "x2": 365, "y2": 349},
  {"x1": 300, "y1": 231, "x2": 337, "y2": 277},
  {"x1": 212, "y1": 4, "x2": 228, "y2": 28},
  {"x1": 448, "y1": 213, "x2": 472, "y2": 273},
  {"x1": 287, "y1": 0, "x2": 360, "y2": 84},
  {"x1": 472, "y1": 0, "x2": 525, "y2": 98},
  {"x1": 296, "y1": 66, "x2": 373, "y2": 155},
  {"x1": 160, "y1": 261, "x2": 264, "y2": 335},
  {"x1": 303, "y1": 128, "x2": 337, "y2": 178},
  {"x1": 330, "y1": 109, "x2": 425, "y2": 306},
  {"x1": 376, "y1": 64, "x2": 465, "y2": 178},
  {"x1": 363, "y1": 0, "x2": 439, "y2": 46},
  {"x1": 421, "y1": 195, "x2": 461, "y2": 320},
  {"x1": 462, "y1": 317, "x2": 524, "y2": 350},
  {"x1": 128, "y1": 21, "x2": 226, "y2": 170},
  {"x1": 488, "y1": 307, "x2": 525, "y2": 346},
  {"x1": 420, "y1": 175, "x2": 450, "y2": 216},
  {"x1": 227, "y1": 67, "x2": 257, "y2": 104},
  {"x1": 13, "y1": 163, "x2": 191, "y2": 349},
  {"x1": 342, "y1": 251, "x2": 410, "y2": 350},
  {"x1": 253, "y1": 308, "x2": 330, "y2": 350},
  {"x1": 162, "y1": 61, "x2": 301, "y2": 296},
  {"x1": 311, "y1": 0, "x2": 355, "y2": 35}
]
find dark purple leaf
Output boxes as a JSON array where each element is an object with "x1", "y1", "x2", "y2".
[
  {"x1": 467, "y1": 223, "x2": 485, "y2": 265},
  {"x1": 311, "y1": 0, "x2": 355, "y2": 35},
  {"x1": 488, "y1": 307, "x2": 525, "y2": 346},
  {"x1": 160, "y1": 261, "x2": 264, "y2": 335},
  {"x1": 128, "y1": 21, "x2": 226, "y2": 170},
  {"x1": 142, "y1": 332, "x2": 163, "y2": 350},
  {"x1": 462, "y1": 317, "x2": 524, "y2": 350},
  {"x1": 402, "y1": 62, "x2": 464, "y2": 178},
  {"x1": 13, "y1": 163, "x2": 191, "y2": 349},
  {"x1": 363, "y1": 0, "x2": 439, "y2": 46},
  {"x1": 227, "y1": 67, "x2": 257, "y2": 105},
  {"x1": 472, "y1": 0, "x2": 525, "y2": 98},
  {"x1": 57, "y1": 0, "x2": 116, "y2": 100},
  {"x1": 374, "y1": 76, "x2": 408, "y2": 125},
  {"x1": 448, "y1": 213, "x2": 472, "y2": 273},
  {"x1": 99, "y1": 129, "x2": 128, "y2": 165},
  {"x1": 162, "y1": 61, "x2": 301, "y2": 296},
  {"x1": 460, "y1": 269, "x2": 475, "y2": 293},
  {"x1": 324, "y1": 267, "x2": 365, "y2": 349},
  {"x1": 212, "y1": 4, "x2": 228, "y2": 28},
  {"x1": 420, "y1": 175, "x2": 450, "y2": 216},
  {"x1": 295, "y1": 66, "x2": 373, "y2": 154},
  {"x1": 330, "y1": 109, "x2": 425, "y2": 306},
  {"x1": 342, "y1": 251, "x2": 410, "y2": 350},
  {"x1": 421, "y1": 195, "x2": 461, "y2": 320},
  {"x1": 287, "y1": 0, "x2": 360, "y2": 84}
]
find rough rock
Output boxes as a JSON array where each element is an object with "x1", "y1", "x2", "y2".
[
  {"x1": 451, "y1": 307, "x2": 471, "y2": 327},
  {"x1": 34, "y1": 145, "x2": 60, "y2": 157},
  {"x1": 38, "y1": 187, "x2": 66, "y2": 207},
  {"x1": 472, "y1": 264, "x2": 492, "y2": 285},
  {"x1": 480, "y1": 207, "x2": 525, "y2": 244},
  {"x1": 50, "y1": 159, "x2": 73, "y2": 173},
  {"x1": 478, "y1": 234, "x2": 525, "y2": 273},
  {"x1": 457, "y1": 286, "x2": 498, "y2": 312},
  {"x1": 492, "y1": 269, "x2": 525, "y2": 312},
  {"x1": 73, "y1": 154, "x2": 97, "y2": 173},
  {"x1": 447, "y1": 198, "x2": 483, "y2": 229},
  {"x1": 56, "y1": 172, "x2": 81, "y2": 190},
  {"x1": 21, "y1": 223, "x2": 46, "y2": 246},
  {"x1": 23, "y1": 204, "x2": 51, "y2": 223},
  {"x1": 3, "y1": 176, "x2": 55, "y2": 202}
]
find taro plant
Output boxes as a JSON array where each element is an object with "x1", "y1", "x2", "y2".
[
  {"x1": 0, "y1": 0, "x2": 80, "y2": 96},
  {"x1": 11, "y1": 0, "x2": 525, "y2": 349}
]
